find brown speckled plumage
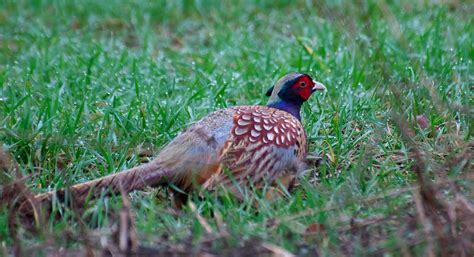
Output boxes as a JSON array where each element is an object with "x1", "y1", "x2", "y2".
[{"x1": 211, "y1": 106, "x2": 308, "y2": 195}]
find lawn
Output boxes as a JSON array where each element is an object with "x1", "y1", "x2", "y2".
[{"x1": 0, "y1": 0, "x2": 472, "y2": 256}]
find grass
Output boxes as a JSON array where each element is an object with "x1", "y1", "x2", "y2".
[{"x1": 0, "y1": 0, "x2": 472, "y2": 255}]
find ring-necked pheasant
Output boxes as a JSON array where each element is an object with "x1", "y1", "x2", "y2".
[{"x1": 32, "y1": 72, "x2": 326, "y2": 207}]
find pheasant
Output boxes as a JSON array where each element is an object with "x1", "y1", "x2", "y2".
[{"x1": 30, "y1": 72, "x2": 326, "y2": 207}]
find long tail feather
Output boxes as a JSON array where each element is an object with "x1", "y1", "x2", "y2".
[{"x1": 26, "y1": 160, "x2": 172, "y2": 210}]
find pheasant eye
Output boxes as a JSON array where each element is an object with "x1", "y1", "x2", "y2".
[{"x1": 300, "y1": 81, "x2": 307, "y2": 87}]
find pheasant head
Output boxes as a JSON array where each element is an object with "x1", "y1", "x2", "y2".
[{"x1": 266, "y1": 73, "x2": 326, "y2": 120}]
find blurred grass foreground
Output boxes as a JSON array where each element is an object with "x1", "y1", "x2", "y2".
[{"x1": 0, "y1": 0, "x2": 473, "y2": 256}]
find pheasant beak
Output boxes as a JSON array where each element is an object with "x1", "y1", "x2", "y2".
[{"x1": 312, "y1": 80, "x2": 327, "y2": 92}]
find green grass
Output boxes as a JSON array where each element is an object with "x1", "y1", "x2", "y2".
[{"x1": 0, "y1": 0, "x2": 472, "y2": 255}]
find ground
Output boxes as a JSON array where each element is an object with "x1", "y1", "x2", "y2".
[{"x1": 0, "y1": 0, "x2": 473, "y2": 256}]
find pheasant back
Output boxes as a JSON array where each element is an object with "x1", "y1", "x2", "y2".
[{"x1": 158, "y1": 106, "x2": 308, "y2": 196}]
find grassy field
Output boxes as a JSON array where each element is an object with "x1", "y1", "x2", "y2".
[{"x1": 0, "y1": 0, "x2": 472, "y2": 256}]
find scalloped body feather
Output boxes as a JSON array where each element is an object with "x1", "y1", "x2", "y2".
[{"x1": 157, "y1": 106, "x2": 308, "y2": 194}]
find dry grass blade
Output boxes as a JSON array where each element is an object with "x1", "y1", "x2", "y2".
[
  {"x1": 117, "y1": 183, "x2": 138, "y2": 252},
  {"x1": 413, "y1": 192, "x2": 435, "y2": 257},
  {"x1": 101, "y1": 182, "x2": 139, "y2": 256},
  {"x1": 188, "y1": 201, "x2": 214, "y2": 235},
  {"x1": 262, "y1": 243, "x2": 295, "y2": 257}
]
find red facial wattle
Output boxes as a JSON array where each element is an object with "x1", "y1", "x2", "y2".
[{"x1": 292, "y1": 76, "x2": 314, "y2": 101}]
